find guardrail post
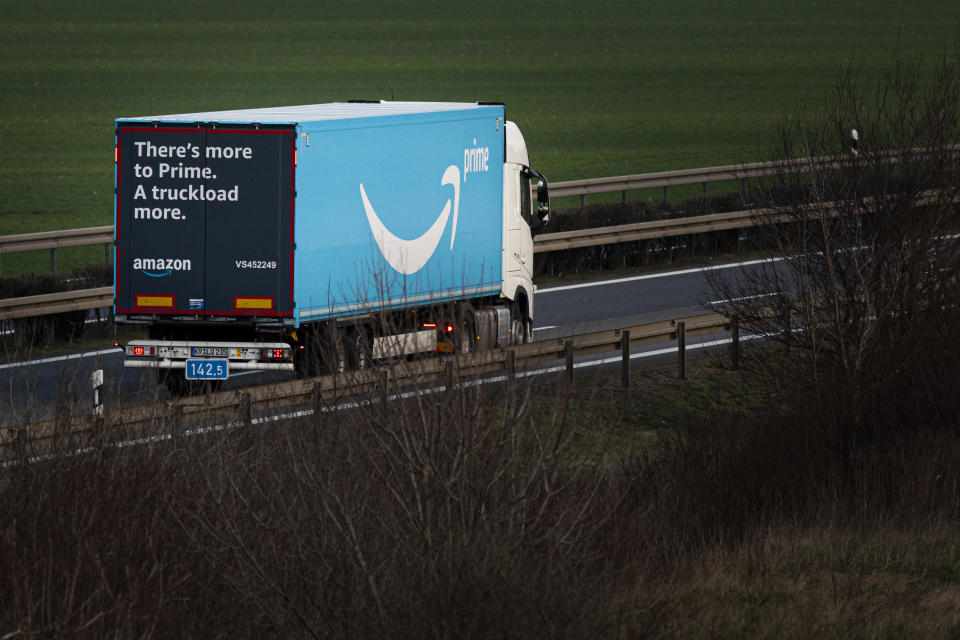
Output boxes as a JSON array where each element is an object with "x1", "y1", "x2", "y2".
[
  {"x1": 730, "y1": 314, "x2": 740, "y2": 370},
  {"x1": 620, "y1": 330, "x2": 630, "y2": 388},
  {"x1": 105, "y1": 242, "x2": 111, "y2": 266},
  {"x1": 565, "y1": 341, "x2": 574, "y2": 383},
  {"x1": 236, "y1": 391, "x2": 252, "y2": 425},
  {"x1": 168, "y1": 403, "x2": 184, "y2": 439},
  {"x1": 677, "y1": 321, "x2": 686, "y2": 380},
  {"x1": 444, "y1": 360, "x2": 457, "y2": 391},
  {"x1": 379, "y1": 370, "x2": 389, "y2": 412},
  {"x1": 579, "y1": 194, "x2": 586, "y2": 208},
  {"x1": 311, "y1": 380, "x2": 325, "y2": 417},
  {"x1": 662, "y1": 186, "x2": 669, "y2": 204},
  {"x1": 50, "y1": 248, "x2": 57, "y2": 273},
  {"x1": 621, "y1": 189, "x2": 627, "y2": 204},
  {"x1": 702, "y1": 181, "x2": 708, "y2": 197}
]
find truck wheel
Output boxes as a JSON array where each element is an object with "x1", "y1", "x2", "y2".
[
  {"x1": 510, "y1": 304, "x2": 531, "y2": 345},
  {"x1": 295, "y1": 327, "x2": 346, "y2": 377},
  {"x1": 345, "y1": 326, "x2": 371, "y2": 370},
  {"x1": 457, "y1": 312, "x2": 477, "y2": 354},
  {"x1": 294, "y1": 336, "x2": 322, "y2": 378},
  {"x1": 294, "y1": 346, "x2": 317, "y2": 378}
]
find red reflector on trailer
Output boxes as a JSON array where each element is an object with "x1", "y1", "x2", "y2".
[{"x1": 133, "y1": 346, "x2": 145, "y2": 356}]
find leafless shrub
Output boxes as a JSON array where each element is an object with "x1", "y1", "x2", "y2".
[
  {"x1": 169, "y1": 363, "x2": 631, "y2": 638},
  {"x1": 709, "y1": 48, "x2": 960, "y2": 449}
]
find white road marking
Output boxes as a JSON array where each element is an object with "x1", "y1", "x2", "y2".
[
  {"x1": 535, "y1": 256, "x2": 785, "y2": 294},
  {"x1": 0, "y1": 347, "x2": 122, "y2": 370},
  {"x1": 707, "y1": 292, "x2": 778, "y2": 305}
]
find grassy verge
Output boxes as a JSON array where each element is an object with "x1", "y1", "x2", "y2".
[
  {"x1": 2, "y1": 344, "x2": 958, "y2": 636},
  {"x1": 4, "y1": 0, "x2": 960, "y2": 276}
]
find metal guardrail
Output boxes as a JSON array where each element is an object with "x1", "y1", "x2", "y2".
[
  {"x1": 549, "y1": 160, "x2": 778, "y2": 204},
  {"x1": 0, "y1": 287, "x2": 114, "y2": 321},
  {"x1": 534, "y1": 207, "x2": 776, "y2": 253},
  {"x1": 0, "y1": 310, "x2": 734, "y2": 450},
  {"x1": 534, "y1": 188, "x2": 954, "y2": 253},
  {"x1": 0, "y1": 225, "x2": 113, "y2": 274}
]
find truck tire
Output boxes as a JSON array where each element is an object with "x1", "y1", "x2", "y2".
[
  {"x1": 457, "y1": 311, "x2": 478, "y2": 354},
  {"x1": 294, "y1": 325, "x2": 350, "y2": 378},
  {"x1": 345, "y1": 325, "x2": 371, "y2": 370},
  {"x1": 510, "y1": 303, "x2": 531, "y2": 345}
]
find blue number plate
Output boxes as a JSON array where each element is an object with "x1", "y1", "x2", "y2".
[{"x1": 185, "y1": 359, "x2": 229, "y2": 380}]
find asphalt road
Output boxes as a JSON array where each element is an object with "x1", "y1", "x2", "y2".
[{"x1": 0, "y1": 258, "x2": 770, "y2": 427}]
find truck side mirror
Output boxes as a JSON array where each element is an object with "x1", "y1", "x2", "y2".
[
  {"x1": 535, "y1": 179, "x2": 550, "y2": 225},
  {"x1": 522, "y1": 166, "x2": 550, "y2": 232}
]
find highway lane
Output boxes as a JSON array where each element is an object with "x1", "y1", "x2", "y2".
[
  {"x1": 0, "y1": 257, "x2": 775, "y2": 427},
  {"x1": 533, "y1": 257, "x2": 779, "y2": 339}
]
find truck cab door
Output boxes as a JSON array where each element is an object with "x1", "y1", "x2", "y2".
[{"x1": 505, "y1": 164, "x2": 534, "y2": 279}]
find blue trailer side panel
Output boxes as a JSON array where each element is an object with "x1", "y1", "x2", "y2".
[{"x1": 293, "y1": 106, "x2": 505, "y2": 323}]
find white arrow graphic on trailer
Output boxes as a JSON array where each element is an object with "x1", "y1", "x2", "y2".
[{"x1": 360, "y1": 165, "x2": 460, "y2": 275}]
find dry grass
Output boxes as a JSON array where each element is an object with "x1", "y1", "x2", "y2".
[{"x1": 1, "y1": 348, "x2": 959, "y2": 638}]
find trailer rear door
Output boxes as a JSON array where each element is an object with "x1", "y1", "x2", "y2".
[{"x1": 114, "y1": 123, "x2": 296, "y2": 318}]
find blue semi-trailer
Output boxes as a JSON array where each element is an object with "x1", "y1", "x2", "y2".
[{"x1": 113, "y1": 101, "x2": 549, "y2": 393}]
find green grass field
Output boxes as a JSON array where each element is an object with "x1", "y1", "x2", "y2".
[{"x1": 2, "y1": 0, "x2": 960, "y2": 273}]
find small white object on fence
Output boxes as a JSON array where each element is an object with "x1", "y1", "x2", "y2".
[{"x1": 91, "y1": 369, "x2": 104, "y2": 417}]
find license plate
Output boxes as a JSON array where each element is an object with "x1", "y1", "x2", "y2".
[
  {"x1": 191, "y1": 347, "x2": 228, "y2": 357},
  {"x1": 185, "y1": 359, "x2": 229, "y2": 380}
]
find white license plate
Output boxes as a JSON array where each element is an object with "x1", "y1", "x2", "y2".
[{"x1": 191, "y1": 347, "x2": 228, "y2": 357}]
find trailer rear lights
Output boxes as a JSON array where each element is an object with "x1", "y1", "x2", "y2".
[
  {"x1": 127, "y1": 345, "x2": 155, "y2": 357},
  {"x1": 260, "y1": 347, "x2": 291, "y2": 360},
  {"x1": 445, "y1": 324, "x2": 455, "y2": 334},
  {"x1": 421, "y1": 322, "x2": 438, "y2": 329},
  {"x1": 135, "y1": 294, "x2": 174, "y2": 309},
  {"x1": 235, "y1": 296, "x2": 274, "y2": 311}
]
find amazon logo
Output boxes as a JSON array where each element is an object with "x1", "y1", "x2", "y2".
[
  {"x1": 132, "y1": 257, "x2": 192, "y2": 277},
  {"x1": 360, "y1": 164, "x2": 462, "y2": 275}
]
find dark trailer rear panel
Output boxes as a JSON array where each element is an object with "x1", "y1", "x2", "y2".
[{"x1": 114, "y1": 123, "x2": 295, "y2": 318}]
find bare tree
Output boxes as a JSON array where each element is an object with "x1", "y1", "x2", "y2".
[
  {"x1": 171, "y1": 311, "x2": 628, "y2": 639},
  {"x1": 711, "y1": 49, "x2": 960, "y2": 397}
]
